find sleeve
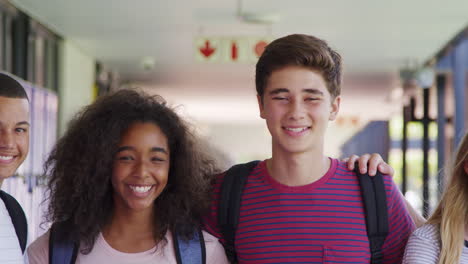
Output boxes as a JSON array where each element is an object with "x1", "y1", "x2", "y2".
[
  {"x1": 203, "y1": 231, "x2": 229, "y2": 264},
  {"x1": 26, "y1": 231, "x2": 50, "y2": 264},
  {"x1": 402, "y1": 227, "x2": 440, "y2": 264},
  {"x1": 381, "y1": 176, "x2": 416, "y2": 263},
  {"x1": 202, "y1": 173, "x2": 225, "y2": 242}
]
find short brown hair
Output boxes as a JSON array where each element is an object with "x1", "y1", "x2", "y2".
[{"x1": 255, "y1": 34, "x2": 342, "y2": 99}]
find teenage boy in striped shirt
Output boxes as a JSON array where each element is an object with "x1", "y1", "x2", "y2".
[{"x1": 204, "y1": 34, "x2": 418, "y2": 263}]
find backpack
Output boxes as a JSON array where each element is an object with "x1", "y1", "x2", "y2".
[
  {"x1": 0, "y1": 190, "x2": 28, "y2": 253},
  {"x1": 49, "y1": 223, "x2": 206, "y2": 264},
  {"x1": 218, "y1": 161, "x2": 389, "y2": 264}
]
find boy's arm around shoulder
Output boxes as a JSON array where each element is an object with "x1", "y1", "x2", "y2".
[
  {"x1": 345, "y1": 154, "x2": 426, "y2": 227},
  {"x1": 369, "y1": 161, "x2": 426, "y2": 228},
  {"x1": 399, "y1": 191, "x2": 426, "y2": 228},
  {"x1": 380, "y1": 175, "x2": 416, "y2": 261}
]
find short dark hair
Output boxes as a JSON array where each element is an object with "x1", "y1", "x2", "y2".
[
  {"x1": 45, "y1": 89, "x2": 219, "y2": 253},
  {"x1": 256, "y1": 34, "x2": 342, "y2": 99},
  {"x1": 0, "y1": 73, "x2": 29, "y2": 100}
]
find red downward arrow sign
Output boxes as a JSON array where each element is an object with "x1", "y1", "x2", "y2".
[
  {"x1": 199, "y1": 40, "x2": 215, "y2": 58},
  {"x1": 254, "y1": 41, "x2": 268, "y2": 57},
  {"x1": 231, "y1": 42, "x2": 238, "y2": 61}
]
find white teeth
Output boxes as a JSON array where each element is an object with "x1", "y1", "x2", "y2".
[
  {"x1": 0, "y1": 156, "x2": 13, "y2": 161},
  {"x1": 129, "y1": 185, "x2": 152, "y2": 193},
  {"x1": 285, "y1": 127, "x2": 307, "y2": 132}
]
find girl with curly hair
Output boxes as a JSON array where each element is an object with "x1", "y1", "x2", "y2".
[
  {"x1": 26, "y1": 89, "x2": 228, "y2": 263},
  {"x1": 403, "y1": 132, "x2": 468, "y2": 264}
]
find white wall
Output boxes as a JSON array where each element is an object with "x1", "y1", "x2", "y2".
[{"x1": 58, "y1": 40, "x2": 95, "y2": 135}]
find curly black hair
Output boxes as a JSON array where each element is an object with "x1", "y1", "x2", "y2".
[{"x1": 44, "y1": 89, "x2": 219, "y2": 253}]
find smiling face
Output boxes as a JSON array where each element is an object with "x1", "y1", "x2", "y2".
[
  {"x1": 0, "y1": 96, "x2": 30, "y2": 185},
  {"x1": 111, "y1": 122, "x2": 170, "y2": 214},
  {"x1": 258, "y1": 65, "x2": 340, "y2": 156}
]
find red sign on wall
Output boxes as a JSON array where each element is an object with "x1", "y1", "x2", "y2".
[
  {"x1": 200, "y1": 40, "x2": 216, "y2": 58},
  {"x1": 254, "y1": 40, "x2": 268, "y2": 57},
  {"x1": 195, "y1": 36, "x2": 273, "y2": 63},
  {"x1": 195, "y1": 37, "x2": 221, "y2": 62},
  {"x1": 231, "y1": 42, "x2": 238, "y2": 61}
]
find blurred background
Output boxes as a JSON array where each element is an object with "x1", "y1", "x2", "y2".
[{"x1": 0, "y1": 0, "x2": 467, "y2": 241}]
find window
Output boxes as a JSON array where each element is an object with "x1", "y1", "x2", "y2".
[
  {"x1": 0, "y1": 1, "x2": 16, "y2": 72},
  {"x1": 27, "y1": 20, "x2": 59, "y2": 91}
]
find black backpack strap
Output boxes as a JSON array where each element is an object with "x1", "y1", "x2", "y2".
[
  {"x1": 173, "y1": 227, "x2": 206, "y2": 264},
  {"x1": 49, "y1": 223, "x2": 79, "y2": 264},
  {"x1": 354, "y1": 162, "x2": 389, "y2": 264},
  {"x1": 0, "y1": 190, "x2": 28, "y2": 253},
  {"x1": 218, "y1": 160, "x2": 260, "y2": 263}
]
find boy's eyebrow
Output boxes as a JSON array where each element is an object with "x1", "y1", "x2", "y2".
[
  {"x1": 0, "y1": 121, "x2": 30, "y2": 126},
  {"x1": 268, "y1": 88, "x2": 324, "y2": 96},
  {"x1": 303, "y1": 89, "x2": 324, "y2": 96},
  {"x1": 17, "y1": 121, "x2": 30, "y2": 126},
  {"x1": 268, "y1": 88, "x2": 289, "y2": 95},
  {"x1": 117, "y1": 146, "x2": 168, "y2": 154}
]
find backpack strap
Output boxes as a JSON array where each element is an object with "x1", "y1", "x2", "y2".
[
  {"x1": 218, "y1": 160, "x2": 260, "y2": 263},
  {"x1": 0, "y1": 190, "x2": 28, "y2": 253},
  {"x1": 49, "y1": 223, "x2": 79, "y2": 264},
  {"x1": 354, "y1": 162, "x2": 389, "y2": 264},
  {"x1": 173, "y1": 227, "x2": 206, "y2": 264}
]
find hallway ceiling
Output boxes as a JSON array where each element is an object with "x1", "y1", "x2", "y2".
[{"x1": 11, "y1": 0, "x2": 468, "y2": 123}]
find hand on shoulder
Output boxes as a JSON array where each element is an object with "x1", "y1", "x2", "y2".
[{"x1": 343, "y1": 153, "x2": 394, "y2": 177}]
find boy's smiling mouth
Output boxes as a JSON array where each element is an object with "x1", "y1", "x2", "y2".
[{"x1": 283, "y1": 126, "x2": 310, "y2": 133}]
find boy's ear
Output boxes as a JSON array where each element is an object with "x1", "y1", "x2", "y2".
[
  {"x1": 257, "y1": 94, "x2": 265, "y2": 119},
  {"x1": 329, "y1": 96, "x2": 341, "y2": 121}
]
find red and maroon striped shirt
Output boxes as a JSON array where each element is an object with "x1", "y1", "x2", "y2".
[{"x1": 204, "y1": 158, "x2": 415, "y2": 263}]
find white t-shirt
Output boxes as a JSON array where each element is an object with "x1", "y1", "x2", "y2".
[
  {"x1": 26, "y1": 229, "x2": 228, "y2": 264},
  {"x1": 0, "y1": 199, "x2": 25, "y2": 264}
]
